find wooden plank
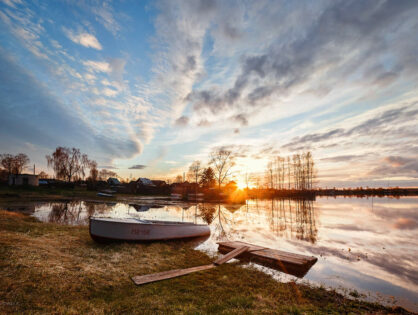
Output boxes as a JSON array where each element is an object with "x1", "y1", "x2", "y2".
[
  {"x1": 132, "y1": 264, "x2": 214, "y2": 285},
  {"x1": 214, "y1": 246, "x2": 249, "y2": 265},
  {"x1": 217, "y1": 241, "x2": 265, "y2": 252},
  {"x1": 218, "y1": 241, "x2": 315, "y2": 262},
  {"x1": 217, "y1": 241, "x2": 318, "y2": 278}
]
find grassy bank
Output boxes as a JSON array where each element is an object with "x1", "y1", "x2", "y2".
[{"x1": 0, "y1": 210, "x2": 410, "y2": 314}]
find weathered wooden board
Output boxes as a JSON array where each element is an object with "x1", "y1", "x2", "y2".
[
  {"x1": 214, "y1": 246, "x2": 249, "y2": 265},
  {"x1": 217, "y1": 241, "x2": 317, "y2": 278},
  {"x1": 132, "y1": 264, "x2": 215, "y2": 285}
]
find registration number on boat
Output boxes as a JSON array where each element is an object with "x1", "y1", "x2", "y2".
[{"x1": 131, "y1": 228, "x2": 150, "y2": 235}]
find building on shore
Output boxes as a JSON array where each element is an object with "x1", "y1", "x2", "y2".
[{"x1": 8, "y1": 174, "x2": 39, "y2": 186}]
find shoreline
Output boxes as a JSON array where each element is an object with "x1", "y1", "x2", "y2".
[{"x1": 0, "y1": 208, "x2": 413, "y2": 314}]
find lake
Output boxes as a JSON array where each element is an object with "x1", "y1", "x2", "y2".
[{"x1": 1, "y1": 196, "x2": 417, "y2": 312}]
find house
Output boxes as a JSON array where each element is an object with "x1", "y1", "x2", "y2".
[
  {"x1": 107, "y1": 177, "x2": 121, "y2": 186},
  {"x1": 8, "y1": 174, "x2": 39, "y2": 186},
  {"x1": 136, "y1": 178, "x2": 155, "y2": 187}
]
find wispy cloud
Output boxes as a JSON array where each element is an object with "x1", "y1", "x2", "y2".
[
  {"x1": 63, "y1": 28, "x2": 102, "y2": 50},
  {"x1": 129, "y1": 164, "x2": 146, "y2": 170}
]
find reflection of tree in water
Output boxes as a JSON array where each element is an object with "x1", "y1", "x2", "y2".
[
  {"x1": 48, "y1": 201, "x2": 85, "y2": 225},
  {"x1": 47, "y1": 201, "x2": 109, "y2": 225},
  {"x1": 198, "y1": 203, "x2": 238, "y2": 240},
  {"x1": 268, "y1": 199, "x2": 317, "y2": 243},
  {"x1": 198, "y1": 204, "x2": 216, "y2": 224}
]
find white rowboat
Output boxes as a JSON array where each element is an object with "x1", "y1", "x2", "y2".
[{"x1": 89, "y1": 217, "x2": 210, "y2": 242}]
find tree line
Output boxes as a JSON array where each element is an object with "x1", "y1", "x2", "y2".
[
  {"x1": 0, "y1": 147, "x2": 120, "y2": 182},
  {"x1": 265, "y1": 151, "x2": 316, "y2": 190},
  {"x1": 176, "y1": 149, "x2": 317, "y2": 191}
]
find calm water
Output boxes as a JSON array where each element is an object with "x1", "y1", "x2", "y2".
[{"x1": 2, "y1": 196, "x2": 417, "y2": 311}]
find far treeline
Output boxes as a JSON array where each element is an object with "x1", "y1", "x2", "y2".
[
  {"x1": 1, "y1": 147, "x2": 417, "y2": 198},
  {"x1": 0, "y1": 148, "x2": 117, "y2": 182}
]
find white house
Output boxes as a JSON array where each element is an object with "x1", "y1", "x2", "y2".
[{"x1": 8, "y1": 174, "x2": 39, "y2": 186}]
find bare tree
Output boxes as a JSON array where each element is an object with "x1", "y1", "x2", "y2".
[
  {"x1": 98, "y1": 169, "x2": 118, "y2": 181},
  {"x1": 46, "y1": 147, "x2": 92, "y2": 182},
  {"x1": 38, "y1": 171, "x2": 49, "y2": 179},
  {"x1": 88, "y1": 161, "x2": 98, "y2": 182},
  {"x1": 175, "y1": 175, "x2": 183, "y2": 183},
  {"x1": 188, "y1": 161, "x2": 202, "y2": 185},
  {"x1": 0, "y1": 153, "x2": 30, "y2": 174},
  {"x1": 209, "y1": 149, "x2": 235, "y2": 191},
  {"x1": 266, "y1": 161, "x2": 274, "y2": 189}
]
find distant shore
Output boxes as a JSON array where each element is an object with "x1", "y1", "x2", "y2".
[{"x1": 1, "y1": 185, "x2": 417, "y2": 205}]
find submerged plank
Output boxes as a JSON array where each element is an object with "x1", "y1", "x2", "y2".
[
  {"x1": 132, "y1": 264, "x2": 215, "y2": 285},
  {"x1": 214, "y1": 246, "x2": 249, "y2": 265}
]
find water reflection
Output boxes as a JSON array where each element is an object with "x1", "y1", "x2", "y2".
[{"x1": 1, "y1": 196, "x2": 417, "y2": 311}]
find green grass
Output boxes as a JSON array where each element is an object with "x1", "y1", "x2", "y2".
[{"x1": 0, "y1": 210, "x2": 411, "y2": 314}]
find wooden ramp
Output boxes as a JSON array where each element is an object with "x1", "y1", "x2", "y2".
[{"x1": 217, "y1": 241, "x2": 317, "y2": 278}]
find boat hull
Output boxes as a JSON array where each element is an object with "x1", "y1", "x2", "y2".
[{"x1": 89, "y1": 217, "x2": 210, "y2": 242}]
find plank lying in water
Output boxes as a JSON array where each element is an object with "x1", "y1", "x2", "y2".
[
  {"x1": 132, "y1": 264, "x2": 215, "y2": 285},
  {"x1": 217, "y1": 241, "x2": 317, "y2": 278},
  {"x1": 214, "y1": 246, "x2": 249, "y2": 265}
]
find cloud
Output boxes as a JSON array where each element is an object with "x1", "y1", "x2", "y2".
[
  {"x1": 393, "y1": 218, "x2": 417, "y2": 230},
  {"x1": 282, "y1": 106, "x2": 418, "y2": 150},
  {"x1": 175, "y1": 115, "x2": 189, "y2": 126},
  {"x1": 83, "y1": 60, "x2": 111, "y2": 73},
  {"x1": 129, "y1": 164, "x2": 147, "y2": 170},
  {"x1": 184, "y1": 0, "x2": 418, "y2": 128},
  {"x1": 0, "y1": 50, "x2": 140, "y2": 162},
  {"x1": 320, "y1": 155, "x2": 365, "y2": 163},
  {"x1": 64, "y1": 28, "x2": 102, "y2": 50},
  {"x1": 99, "y1": 165, "x2": 118, "y2": 169},
  {"x1": 368, "y1": 156, "x2": 418, "y2": 177},
  {"x1": 91, "y1": 1, "x2": 121, "y2": 35}
]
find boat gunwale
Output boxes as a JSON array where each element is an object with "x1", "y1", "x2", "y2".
[{"x1": 89, "y1": 217, "x2": 210, "y2": 227}]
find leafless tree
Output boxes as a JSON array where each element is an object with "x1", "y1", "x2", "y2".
[
  {"x1": 88, "y1": 161, "x2": 98, "y2": 182},
  {"x1": 0, "y1": 153, "x2": 30, "y2": 174},
  {"x1": 38, "y1": 171, "x2": 49, "y2": 179},
  {"x1": 98, "y1": 169, "x2": 118, "y2": 181},
  {"x1": 266, "y1": 151, "x2": 316, "y2": 190},
  {"x1": 209, "y1": 149, "x2": 235, "y2": 191},
  {"x1": 175, "y1": 174, "x2": 183, "y2": 183},
  {"x1": 188, "y1": 161, "x2": 202, "y2": 185},
  {"x1": 46, "y1": 147, "x2": 94, "y2": 182}
]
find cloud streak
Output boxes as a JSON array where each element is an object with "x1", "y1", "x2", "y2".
[{"x1": 64, "y1": 28, "x2": 102, "y2": 50}]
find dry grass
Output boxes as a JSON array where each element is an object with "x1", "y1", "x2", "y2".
[{"x1": 0, "y1": 210, "x2": 411, "y2": 314}]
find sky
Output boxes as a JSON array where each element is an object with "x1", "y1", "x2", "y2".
[{"x1": 0, "y1": 0, "x2": 417, "y2": 188}]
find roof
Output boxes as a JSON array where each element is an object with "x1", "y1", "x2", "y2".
[
  {"x1": 9, "y1": 174, "x2": 38, "y2": 178},
  {"x1": 136, "y1": 177, "x2": 155, "y2": 186},
  {"x1": 107, "y1": 177, "x2": 121, "y2": 185}
]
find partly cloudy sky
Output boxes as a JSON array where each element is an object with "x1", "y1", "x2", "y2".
[{"x1": 1, "y1": 0, "x2": 417, "y2": 187}]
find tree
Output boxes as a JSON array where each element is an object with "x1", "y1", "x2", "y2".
[
  {"x1": 88, "y1": 161, "x2": 98, "y2": 182},
  {"x1": 175, "y1": 175, "x2": 183, "y2": 183},
  {"x1": 98, "y1": 169, "x2": 117, "y2": 181},
  {"x1": 200, "y1": 167, "x2": 216, "y2": 188},
  {"x1": 188, "y1": 161, "x2": 202, "y2": 186},
  {"x1": 0, "y1": 153, "x2": 30, "y2": 174},
  {"x1": 209, "y1": 149, "x2": 235, "y2": 191},
  {"x1": 38, "y1": 171, "x2": 49, "y2": 179},
  {"x1": 46, "y1": 147, "x2": 93, "y2": 182}
]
